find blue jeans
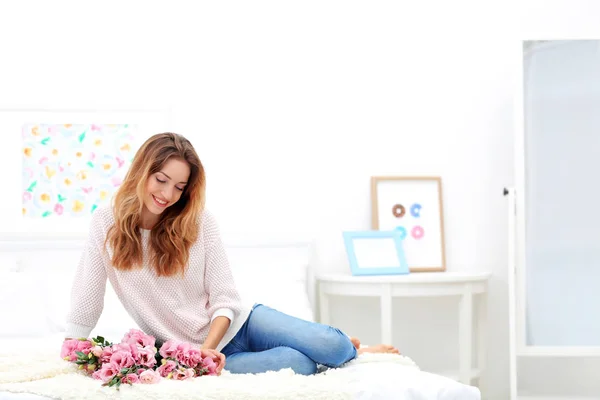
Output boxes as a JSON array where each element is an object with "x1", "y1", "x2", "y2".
[{"x1": 221, "y1": 304, "x2": 358, "y2": 375}]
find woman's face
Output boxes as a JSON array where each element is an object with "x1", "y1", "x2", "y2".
[{"x1": 143, "y1": 158, "x2": 191, "y2": 216}]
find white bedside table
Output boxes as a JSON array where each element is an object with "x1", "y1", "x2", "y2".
[{"x1": 316, "y1": 271, "x2": 491, "y2": 385}]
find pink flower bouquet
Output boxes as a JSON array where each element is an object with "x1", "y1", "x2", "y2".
[{"x1": 61, "y1": 329, "x2": 220, "y2": 390}]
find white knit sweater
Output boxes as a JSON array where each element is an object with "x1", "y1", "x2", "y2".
[{"x1": 65, "y1": 205, "x2": 251, "y2": 351}]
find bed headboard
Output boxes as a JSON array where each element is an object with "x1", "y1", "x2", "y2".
[{"x1": 0, "y1": 232, "x2": 317, "y2": 340}]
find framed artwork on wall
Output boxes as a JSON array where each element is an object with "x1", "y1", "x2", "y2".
[
  {"x1": 0, "y1": 107, "x2": 172, "y2": 236},
  {"x1": 371, "y1": 176, "x2": 446, "y2": 272}
]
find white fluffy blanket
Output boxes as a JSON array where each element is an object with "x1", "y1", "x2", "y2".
[{"x1": 0, "y1": 346, "x2": 419, "y2": 400}]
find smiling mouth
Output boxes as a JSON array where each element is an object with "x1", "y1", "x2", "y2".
[{"x1": 152, "y1": 194, "x2": 168, "y2": 208}]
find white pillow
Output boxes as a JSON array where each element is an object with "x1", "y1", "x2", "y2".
[
  {"x1": 229, "y1": 260, "x2": 314, "y2": 322},
  {"x1": 8, "y1": 250, "x2": 83, "y2": 337},
  {"x1": 91, "y1": 283, "x2": 140, "y2": 343},
  {"x1": 0, "y1": 259, "x2": 53, "y2": 338},
  {"x1": 0, "y1": 247, "x2": 313, "y2": 340},
  {"x1": 40, "y1": 258, "x2": 138, "y2": 343}
]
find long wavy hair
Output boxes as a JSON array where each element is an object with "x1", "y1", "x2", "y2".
[{"x1": 106, "y1": 132, "x2": 206, "y2": 277}]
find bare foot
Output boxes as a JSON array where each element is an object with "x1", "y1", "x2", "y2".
[
  {"x1": 349, "y1": 337, "x2": 361, "y2": 350},
  {"x1": 357, "y1": 344, "x2": 400, "y2": 355}
]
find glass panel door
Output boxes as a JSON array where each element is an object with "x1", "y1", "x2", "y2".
[{"x1": 524, "y1": 40, "x2": 600, "y2": 346}]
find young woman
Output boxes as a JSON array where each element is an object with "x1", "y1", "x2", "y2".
[{"x1": 65, "y1": 132, "x2": 399, "y2": 375}]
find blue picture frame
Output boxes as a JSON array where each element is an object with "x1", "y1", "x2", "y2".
[{"x1": 342, "y1": 230, "x2": 409, "y2": 276}]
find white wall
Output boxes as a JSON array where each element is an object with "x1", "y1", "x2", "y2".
[{"x1": 2, "y1": 1, "x2": 600, "y2": 399}]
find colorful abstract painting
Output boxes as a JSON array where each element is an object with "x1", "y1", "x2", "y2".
[{"x1": 22, "y1": 123, "x2": 137, "y2": 218}]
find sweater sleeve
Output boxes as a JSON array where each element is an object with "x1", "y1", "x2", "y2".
[
  {"x1": 64, "y1": 209, "x2": 109, "y2": 339},
  {"x1": 202, "y1": 211, "x2": 244, "y2": 322}
]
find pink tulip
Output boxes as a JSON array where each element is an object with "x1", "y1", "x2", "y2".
[
  {"x1": 156, "y1": 360, "x2": 177, "y2": 378},
  {"x1": 60, "y1": 339, "x2": 79, "y2": 361},
  {"x1": 92, "y1": 363, "x2": 119, "y2": 383},
  {"x1": 91, "y1": 346, "x2": 103, "y2": 357},
  {"x1": 121, "y1": 373, "x2": 139, "y2": 384},
  {"x1": 60, "y1": 339, "x2": 92, "y2": 362},
  {"x1": 110, "y1": 349, "x2": 135, "y2": 370},
  {"x1": 137, "y1": 346, "x2": 157, "y2": 368},
  {"x1": 180, "y1": 347, "x2": 203, "y2": 369},
  {"x1": 159, "y1": 339, "x2": 181, "y2": 359},
  {"x1": 100, "y1": 346, "x2": 114, "y2": 364},
  {"x1": 184, "y1": 368, "x2": 196, "y2": 379},
  {"x1": 76, "y1": 340, "x2": 93, "y2": 355},
  {"x1": 122, "y1": 329, "x2": 156, "y2": 348},
  {"x1": 138, "y1": 369, "x2": 161, "y2": 384},
  {"x1": 113, "y1": 342, "x2": 139, "y2": 362},
  {"x1": 202, "y1": 356, "x2": 218, "y2": 376}
]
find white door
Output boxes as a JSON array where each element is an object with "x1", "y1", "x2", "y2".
[{"x1": 513, "y1": 39, "x2": 600, "y2": 398}]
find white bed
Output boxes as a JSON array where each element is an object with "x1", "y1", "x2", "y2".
[
  {"x1": 0, "y1": 233, "x2": 481, "y2": 400},
  {"x1": 0, "y1": 340, "x2": 480, "y2": 400}
]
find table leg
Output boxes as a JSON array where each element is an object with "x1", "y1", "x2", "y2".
[
  {"x1": 319, "y1": 287, "x2": 331, "y2": 325},
  {"x1": 458, "y1": 288, "x2": 473, "y2": 385},
  {"x1": 380, "y1": 283, "x2": 392, "y2": 344},
  {"x1": 477, "y1": 292, "x2": 488, "y2": 387}
]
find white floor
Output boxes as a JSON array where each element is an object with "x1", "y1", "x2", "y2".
[
  {"x1": 518, "y1": 396, "x2": 600, "y2": 400},
  {"x1": 0, "y1": 395, "x2": 49, "y2": 400}
]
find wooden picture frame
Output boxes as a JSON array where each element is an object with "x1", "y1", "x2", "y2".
[{"x1": 371, "y1": 176, "x2": 446, "y2": 272}]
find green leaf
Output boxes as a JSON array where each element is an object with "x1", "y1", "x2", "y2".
[
  {"x1": 107, "y1": 377, "x2": 122, "y2": 390},
  {"x1": 97, "y1": 336, "x2": 112, "y2": 347},
  {"x1": 78, "y1": 131, "x2": 86, "y2": 143},
  {"x1": 40, "y1": 137, "x2": 50, "y2": 145},
  {"x1": 41, "y1": 211, "x2": 51, "y2": 218},
  {"x1": 57, "y1": 194, "x2": 66, "y2": 202},
  {"x1": 91, "y1": 204, "x2": 98, "y2": 213},
  {"x1": 154, "y1": 351, "x2": 163, "y2": 365},
  {"x1": 26, "y1": 181, "x2": 37, "y2": 192},
  {"x1": 75, "y1": 351, "x2": 86, "y2": 358},
  {"x1": 87, "y1": 161, "x2": 94, "y2": 168}
]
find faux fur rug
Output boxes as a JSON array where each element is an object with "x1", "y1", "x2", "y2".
[{"x1": 0, "y1": 348, "x2": 419, "y2": 400}]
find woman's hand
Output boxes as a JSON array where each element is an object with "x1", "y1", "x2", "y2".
[{"x1": 201, "y1": 348, "x2": 226, "y2": 375}]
